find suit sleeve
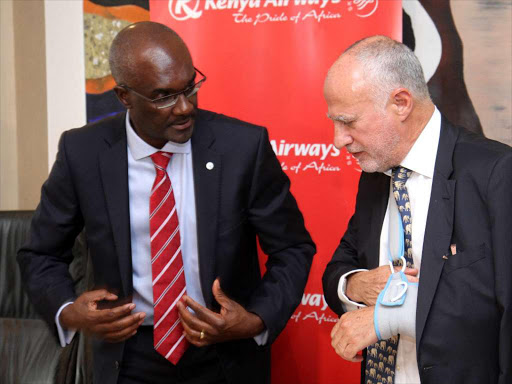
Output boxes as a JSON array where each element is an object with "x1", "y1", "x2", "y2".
[
  {"x1": 17, "y1": 131, "x2": 84, "y2": 329},
  {"x1": 322, "y1": 174, "x2": 369, "y2": 317},
  {"x1": 487, "y1": 151, "x2": 512, "y2": 384},
  {"x1": 244, "y1": 127, "x2": 316, "y2": 345}
]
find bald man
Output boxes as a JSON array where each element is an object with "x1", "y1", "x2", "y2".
[
  {"x1": 322, "y1": 36, "x2": 511, "y2": 384},
  {"x1": 18, "y1": 22, "x2": 315, "y2": 384}
]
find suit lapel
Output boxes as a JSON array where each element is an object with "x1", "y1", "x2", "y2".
[
  {"x1": 99, "y1": 113, "x2": 132, "y2": 297},
  {"x1": 416, "y1": 117, "x2": 458, "y2": 346},
  {"x1": 191, "y1": 111, "x2": 221, "y2": 309}
]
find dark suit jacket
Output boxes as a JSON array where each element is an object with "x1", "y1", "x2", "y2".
[
  {"x1": 323, "y1": 117, "x2": 512, "y2": 384},
  {"x1": 18, "y1": 109, "x2": 315, "y2": 384}
]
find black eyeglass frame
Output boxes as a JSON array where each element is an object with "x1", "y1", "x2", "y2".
[{"x1": 119, "y1": 67, "x2": 206, "y2": 109}]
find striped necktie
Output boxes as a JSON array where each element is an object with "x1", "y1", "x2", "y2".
[
  {"x1": 365, "y1": 166, "x2": 413, "y2": 383},
  {"x1": 149, "y1": 151, "x2": 188, "y2": 364}
]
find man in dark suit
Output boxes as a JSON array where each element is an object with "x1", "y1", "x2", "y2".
[
  {"x1": 322, "y1": 36, "x2": 511, "y2": 384},
  {"x1": 17, "y1": 22, "x2": 315, "y2": 384}
]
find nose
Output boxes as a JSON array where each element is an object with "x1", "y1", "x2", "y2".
[
  {"x1": 173, "y1": 93, "x2": 194, "y2": 116},
  {"x1": 333, "y1": 123, "x2": 353, "y2": 149}
]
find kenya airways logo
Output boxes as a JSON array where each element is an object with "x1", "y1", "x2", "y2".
[
  {"x1": 351, "y1": 0, "x2": 378, "y2": 18},
  {"x1": 168, "y1": 0, "x2": 380, "y2": 23},
  {"x1": 169, "y1": 0, "x2": 203, "y2": 21}
]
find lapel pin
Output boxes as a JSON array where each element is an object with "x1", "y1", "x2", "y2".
[
  {"x1": 206, "y1": 162, "x2": 214, "y2": 170},
  {"x1": 442, "y1": 255, "x2": 449, "y2": 260}
]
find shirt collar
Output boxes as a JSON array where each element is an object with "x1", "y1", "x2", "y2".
[
  {"x1": 384, "y1": 107, "x2": 441, "y2": 179},
  {"x1": 125, "y1": 111, "x2": 191, "y2": 161}
]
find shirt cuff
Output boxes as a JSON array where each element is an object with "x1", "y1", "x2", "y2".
[
  {"x1": 55, "y1": 301, "x2": 77, "y2": 347},
  {"x1": 253, "y1": 329, "x2": 269, "y2": 346},
  {"x1": 338, "y1": 269, "x2": 369, "y2": 312}
]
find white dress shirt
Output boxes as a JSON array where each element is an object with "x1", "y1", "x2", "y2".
[
  {"x1": 125, "y1": 112, "x2": 204, "y2": 324},
  {"x1": 57, "y1": 112, "x2": 267, "y2": 346},
  {"x1": 337, "y1": 107, "x2": 441, "y2": 384}
]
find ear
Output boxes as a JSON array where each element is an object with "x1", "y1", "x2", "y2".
[
  {"x1": 113, "y1": 85, "x2": 133, "y2": 109},
  {"x1": 390, "y1": 88, "x2": 413, "y2": 122}
]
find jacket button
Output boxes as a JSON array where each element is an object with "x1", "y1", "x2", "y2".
[{"x1": 115, "y1": 361, "x2": 120, "y2": 370}]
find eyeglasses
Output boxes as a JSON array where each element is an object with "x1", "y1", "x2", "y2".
[{"x1": 120, "y1": 67, "x2": 206, "y2": 109}]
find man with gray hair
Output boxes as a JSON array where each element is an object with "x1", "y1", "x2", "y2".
[{"x1": 322, "y1": 36, "x2": 511, "y2": 384}]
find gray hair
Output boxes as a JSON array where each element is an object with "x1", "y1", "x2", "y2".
[{"x1": 344, "y1": 36, "x2": 431, "y2": 105}]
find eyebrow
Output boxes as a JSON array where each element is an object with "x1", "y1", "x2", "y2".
[{"x1": 326, "y1": 113, "x2": 356, "y2": 124}]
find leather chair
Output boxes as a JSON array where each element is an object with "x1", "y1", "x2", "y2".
[{"x1": 0, "y1": 210, "x2": 92, "y2": 384}]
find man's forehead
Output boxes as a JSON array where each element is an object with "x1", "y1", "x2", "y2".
[
  {"x1": 127, "y1": 48, "x2": 195, "y2": 94},
  {"x1": 324, "y1": 83, "x2": 369, "y2": 122},
  {"x1": 136, "y1": 43, "x2": 193, "y2": 74},
  {"x1": 138, "y1": 38, "x2": 192, "y2": 64},
  {"x1": 327, "y1": 57, "x2": 367, "y2": 91}
]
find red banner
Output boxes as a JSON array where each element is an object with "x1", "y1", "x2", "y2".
[{"x1": 150, "y1": 1, "x2": 401, "y2": 382}]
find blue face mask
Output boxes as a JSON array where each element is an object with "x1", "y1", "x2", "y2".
[
  {"x1": 378, "y1": 211, "x2": 409, "y2": 307},
  {"x1": 377, "y1": 271, "x2": 409, "y2": 307}
]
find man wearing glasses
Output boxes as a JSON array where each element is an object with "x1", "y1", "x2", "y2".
[{"x1": 18, "y1": 22, "x2": 315, "y2": 384}]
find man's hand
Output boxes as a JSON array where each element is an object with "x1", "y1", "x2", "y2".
[
  {"x1": 177, "y1": 279, "x2": 265, "y2": 347},
  {"x1": 346, "y1": 266, "x2": 418, "y2": 306},
  {"x1": 330, "y1": 306, "x2": 377, "y2": 362},
  {"x1": 59, "y1": 289, "x2": 145, "y2": 343}
]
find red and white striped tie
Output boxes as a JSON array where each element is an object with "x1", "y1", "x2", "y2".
[{"x1": 149, "y1": 151, "x2": 188, "y2": 364}]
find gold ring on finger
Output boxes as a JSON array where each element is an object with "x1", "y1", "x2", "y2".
[{"x1": 200, "y1": 330, "x2": 205, "y2": 340}]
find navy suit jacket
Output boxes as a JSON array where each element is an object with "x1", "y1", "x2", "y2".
[
  {"x1": 18, "y1": 109, "x2": 315, "y2": 384},
  {"x1": 323, "y1": 117, "x2": 512, "y2": 384}
]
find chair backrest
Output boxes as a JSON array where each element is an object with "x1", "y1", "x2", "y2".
[
  {"x1": 0, "y1": 210, "x2": 39, "y2": 318},
  {"x1": 0, "y1": 210, "x2": 93, "y2": 384},
  {"x1": 0, "y1": 210, "x2": 91, "y2": 318}
]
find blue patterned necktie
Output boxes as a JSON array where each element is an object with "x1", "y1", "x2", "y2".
[{"x1": 365, "y1": 166, "x2": 413, "y2": 384}]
